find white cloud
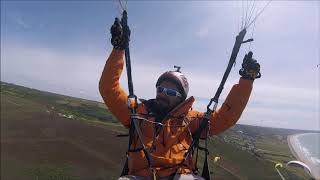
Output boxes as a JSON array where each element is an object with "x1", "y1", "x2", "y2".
[
  {"x1": 196, "y1": 27, "x2": 210, "y2": 39},
  {"x1": 2, "y1": 39, "x2": 319, "y2": 130},
  {"x1": 8, "y1": 13, "x2": 32, "y2": 30},
  {"x1": 1, "y1": 42, "x2": 104, "y2": 101},
  {"x1": 16, "y1": 18, "x2": 30, "y2": 29},
  {"x1": 1, "y1": 0, "x2": 319, "y2": 130}
]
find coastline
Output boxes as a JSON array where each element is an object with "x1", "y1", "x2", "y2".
[{"x1": 287, "y1": 133, "x2": 320, "y2": 179}]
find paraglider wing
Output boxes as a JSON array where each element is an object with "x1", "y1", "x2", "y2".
[{"x1": 286, "y1": 160, "x2": 312, "y2": 176}]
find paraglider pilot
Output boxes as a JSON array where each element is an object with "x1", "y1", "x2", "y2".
[{"x1": 99, "y1": 18, "x2": 261, "y2": 180}]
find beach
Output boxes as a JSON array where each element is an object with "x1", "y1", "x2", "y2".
[{"x1": 287, "y1": 133, "x2": 320, "y2": 179}]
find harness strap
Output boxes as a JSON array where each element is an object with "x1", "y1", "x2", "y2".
[
  {"x1": 128, "y1": 147, "x2": 144, "y2": 152},
  {"x1": 201, "y1": 125, "x2": 210, "y2": 179},
  {"x1": 198, "y1": 146, "x2": 209, "y2": 153},
  {"x1": 194, "y1": 146, "x2": 199, "y2": 174},
  {"x1": 119, "y1": 10, "x2": 155, "y2": 179},
  {"x1": 120, "y1": 119, "x2": 135, "y2": 176}
]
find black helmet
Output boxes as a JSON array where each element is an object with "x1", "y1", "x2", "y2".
[{"x1": 156, "y1": 66, "x2": 189, "y2": 100}]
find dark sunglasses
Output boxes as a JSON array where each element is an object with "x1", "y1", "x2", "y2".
[{"x1": 157, "y1": 86, "x2": 182, "y2": 97}]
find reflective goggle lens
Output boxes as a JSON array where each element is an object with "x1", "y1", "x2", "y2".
[{"x1": 157, "y1": 86, "x2": 181, "y2": 97}]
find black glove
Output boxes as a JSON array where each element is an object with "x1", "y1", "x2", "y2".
[
  {"x1": 239, "y1": 51, "x2": 261, "y2": 80},
  {"x1": 110, "y1": 17, "x2": 130, "y2": 50}
]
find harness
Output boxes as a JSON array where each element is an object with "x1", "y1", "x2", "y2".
[
  {"x1": 117, "y1": 9, "x2": 255, "y2": 180},
  {"x1": 121, "y1": 98, "x2": 193, "y2": 179}
]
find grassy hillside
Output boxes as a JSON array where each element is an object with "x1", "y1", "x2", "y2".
[
  {"x1": 1, "y1": 81, "x2": 311, "y2": 180},
  {"x1": 1, "y1": 82, "x2": 118, "y2": 122}
]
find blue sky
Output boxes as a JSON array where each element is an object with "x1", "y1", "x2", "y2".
[{"x1": 1, "y1": 1, "x2": 319, "y2": 130}]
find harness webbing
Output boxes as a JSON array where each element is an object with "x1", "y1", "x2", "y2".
[
  {"x1": 172, "y1": 28, "x2": 251, "y2": 180},
  {"x1": 119, "y1": 10, "x2": 155, "y2": 179}
]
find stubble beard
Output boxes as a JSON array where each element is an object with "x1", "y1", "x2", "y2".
[{"x1": 155, "y1": 97, "x2": 170, "y2": 114}]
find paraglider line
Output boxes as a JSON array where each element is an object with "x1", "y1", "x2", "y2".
[
  {"x1": 246, "y1": 0, "x2": 256, "y2": 28},
  {"x1": 244, "y1": 0, "x2": 249, "y2": 29},
  {"x1": 246, "y1": 0, "x2": 272, "y2": 29},
  {"x1": 241, "y1": 0, "x2": 245, "y2": 29},
  {"x1": 118, "y1": 0, "x2": 128, "y2": 11},
  {"x1": 248, "y1": 19, "x2": 256, "y2": 52}
]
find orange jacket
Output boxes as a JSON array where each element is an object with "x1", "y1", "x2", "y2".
[{"x1": 99, "y1": 49, "x2": 253, "y2": 177}]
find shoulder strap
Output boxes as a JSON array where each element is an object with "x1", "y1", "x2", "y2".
[{"x1": 119, "y1": 10, "x2": 155, "y2": 178}]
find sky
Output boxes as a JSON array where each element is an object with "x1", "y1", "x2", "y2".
[{"x1": 1, "y1": 1, "x2": 319, "y2": 131}]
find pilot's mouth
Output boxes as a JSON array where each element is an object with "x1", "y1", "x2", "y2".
[{"x1": 156, "y1": 97, "x2": 169, "y2": 105}]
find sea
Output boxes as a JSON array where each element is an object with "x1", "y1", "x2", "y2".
[{"x1": 288, "y1": 133, "x2": 320, "y2": 179}]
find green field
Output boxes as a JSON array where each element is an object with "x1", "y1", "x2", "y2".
[{"x1": 1, "y1": 81, "x2": 311, "y2": 179}]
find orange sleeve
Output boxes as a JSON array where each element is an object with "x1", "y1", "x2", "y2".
[
  {"x1": 209, "y1": 78, "x2": 253, "y2": 135},
  {"x1": 99, "y1": 49, "x2": 130, "y2": 127},
  {"x1": 188, "y1": 78, "x2": 253, "y2": 136}
]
